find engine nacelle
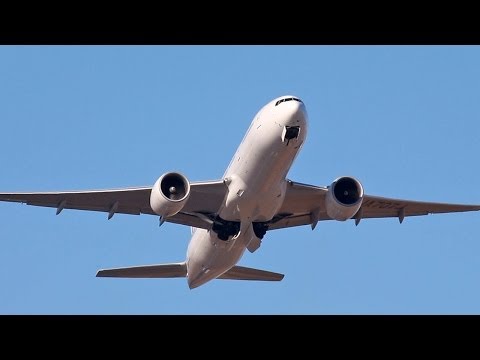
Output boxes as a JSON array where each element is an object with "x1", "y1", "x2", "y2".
[
  {"x1": 150, "y1": 172, "x2": 191, "y2": 218},
  {"x1": 325, "y1": 176, "x2": 364, "y2": 221}
]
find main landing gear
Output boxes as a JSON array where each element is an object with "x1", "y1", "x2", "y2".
[
  {"x1": 211, "y1": 217, "x2": 269, "y2": 241},
  {"x1": 212, "y1": 218, "x2": 240, "y2": 241}
]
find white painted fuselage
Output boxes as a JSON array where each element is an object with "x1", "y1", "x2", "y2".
[{"x1": 186, "y1": 96, "x2": 308, "y2": 288}]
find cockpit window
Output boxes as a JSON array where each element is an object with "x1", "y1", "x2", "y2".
[{"x1": 275, "y1": 97, "x2": 303, "y2": 106}]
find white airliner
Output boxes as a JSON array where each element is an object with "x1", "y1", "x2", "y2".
[{"x1": 1, "y1": 95, "x2": 479, "y2": 289}]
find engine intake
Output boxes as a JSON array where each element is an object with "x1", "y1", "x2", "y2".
[
  {"x1": 150, "y1": 172, "x2": 191, "y2": 218},
  {"x1": 325, "y1": 176, "x2": 364, "y2": 221}
]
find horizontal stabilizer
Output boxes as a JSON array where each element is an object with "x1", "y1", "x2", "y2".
[
  {"x1": 96, "y1": 262, "x2": 186, "y2": 278},
  {"x1": 96, "y1": 262, "x2": 284, "y2": 282},
  {"x1": 218, "y1": 265, "x2": 284, "y2": 281}
]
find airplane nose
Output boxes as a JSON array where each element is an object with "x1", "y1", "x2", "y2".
[{"x1": 282, "y1": 101, "x2": 307, "y2": 126}]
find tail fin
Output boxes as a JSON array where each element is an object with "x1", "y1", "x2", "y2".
[{"x1": 96, "y1": 262, "x2": 186, "y2": 278}]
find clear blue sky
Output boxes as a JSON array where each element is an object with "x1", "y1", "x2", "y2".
[{"x1": 1, "y1": 46, "x2": 480, "y2": 314}]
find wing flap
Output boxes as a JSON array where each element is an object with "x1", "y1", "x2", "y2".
[
  {"x1": 218, "y1": 265, "x2": 284, "y2": 281},
  {"x1": 96, "y1": 262, "x2": 187, "y2": 278}
]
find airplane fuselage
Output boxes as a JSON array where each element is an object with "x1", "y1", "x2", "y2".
[{"x1": 186, "y1": 96, "x2": 308, "y2": 288}]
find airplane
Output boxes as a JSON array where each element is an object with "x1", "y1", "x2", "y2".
[{"x1": 1, "y1": 95, "x2": 479, "y2": 289}]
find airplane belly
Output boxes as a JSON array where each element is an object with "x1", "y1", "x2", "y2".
[
  {"x1": 220, "y1": 118, "x2": 303, "y2": 222},
  {"x1": 186, "y1": 228, "x2": 249, "y2": 287},
  {"x1": 185, "y1": 96, "x2": 309, "y2": 288},
  {"x1": 221, "y1": 175, "x2": 286, "y2": 222}
]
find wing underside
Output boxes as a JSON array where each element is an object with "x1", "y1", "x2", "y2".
[
  {"x1": 1, "y1": 179, "x2": 479, "y2": 231},
  {"x1": 0, "y1": 180, "x2": 227, "y2": 229},
  {"x1": 267, "y1": 180, "x2": 480, "y2": 230}
]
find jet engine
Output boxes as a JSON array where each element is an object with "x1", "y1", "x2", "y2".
[
  {"x1": 150, "y1": 172, "x2": 191, "y2": 218},
  {"x1": 325, "y1": 176, "x2": 364, "y2": 221}
]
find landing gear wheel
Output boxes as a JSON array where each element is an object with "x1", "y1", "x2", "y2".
[
  {"x1": 253, "y1": 222, "x2": 268, "y2": 239},
  {"x1": 218, "y1": 232, "x2": 229, "y2": 241}
]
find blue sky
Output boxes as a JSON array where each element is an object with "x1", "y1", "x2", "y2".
[{"x1": 0, "y1": 46, "x2": 480, "y2": 314}]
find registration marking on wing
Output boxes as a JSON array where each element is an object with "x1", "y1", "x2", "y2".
[{"x1": 362, "y1": 199, "x2": 403, "y2": 209}]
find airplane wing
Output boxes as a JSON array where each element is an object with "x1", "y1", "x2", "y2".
[
  {"x1": 268, "y1": 180, "x2": 480, "y2": 230},
  {"x1": 0, "y1": 180, "x2": 227, "y2": 229},
  {"x1": 2, "y1": 179, "x2": 478, "y2": 231}
]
